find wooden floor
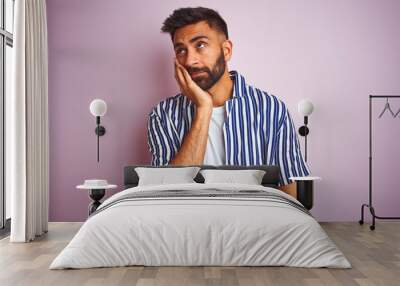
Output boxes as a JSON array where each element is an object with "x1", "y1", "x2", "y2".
[{"x1": 0, "y1": 222, "x2": 399, "y2": 286}]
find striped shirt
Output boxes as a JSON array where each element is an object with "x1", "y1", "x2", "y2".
[{"x1": 147, "y1": 70, "x2": 310, "y2": 186}]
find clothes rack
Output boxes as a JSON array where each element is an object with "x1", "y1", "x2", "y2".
[{"x1": 359, "y1": 95, "x2": 400, "y2": 230}]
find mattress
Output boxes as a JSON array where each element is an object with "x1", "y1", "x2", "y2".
[{"x1": 50, "y1": 183, "x2": 351, "y2": 269}]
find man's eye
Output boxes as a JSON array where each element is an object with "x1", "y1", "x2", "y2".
[
  {"x1": 197, "y1": 42, "x2": 206, "y2": 49},
  {"x1": 176, "y1": 49, "x2": 186, "y2": 55}
]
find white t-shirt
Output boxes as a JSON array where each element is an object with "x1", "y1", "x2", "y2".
[{"x1": 203, "y1": 106, "x2": 226, "y2": 165}]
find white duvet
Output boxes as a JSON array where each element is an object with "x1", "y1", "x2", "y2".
[{"x1": 50, "y1": 183, "x2": 351, "y2": 269}]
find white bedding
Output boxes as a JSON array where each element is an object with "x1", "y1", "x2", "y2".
[{"x1": 50, "y1": 183, "x2": 351, "y2": 269}]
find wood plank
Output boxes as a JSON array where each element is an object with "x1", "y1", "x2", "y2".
[{"x1": 0, "y1": 222, "x2": 399, "y2": 286}]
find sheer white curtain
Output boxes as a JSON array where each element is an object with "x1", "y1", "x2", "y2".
[{"x1": 8, "y1": 0, "x2": 49, "y2": 242}]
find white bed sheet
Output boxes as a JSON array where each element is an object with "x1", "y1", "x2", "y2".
[{"x1": 50, "y1": 183, "x2": 351, "y2": 269}]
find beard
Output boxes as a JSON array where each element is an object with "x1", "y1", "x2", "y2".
[{"x1": 186, "y1": 49, "x2": 226, "y2": 90}]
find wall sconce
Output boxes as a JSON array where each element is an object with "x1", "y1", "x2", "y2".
[
  {"x1": 297, "y1": 99, "x2": 314, "y2": 162},
  {"x1": 89, "y1": 99, "x2": 107, "y2": 162}
]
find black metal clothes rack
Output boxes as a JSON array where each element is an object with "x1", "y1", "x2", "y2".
[{"x1": 359, "y1": 95, "x2": 400, "y2": 230}]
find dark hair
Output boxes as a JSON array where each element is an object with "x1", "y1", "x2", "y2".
[{"x1": 161, "y1": 7, "x2": 229, "y2": 40}]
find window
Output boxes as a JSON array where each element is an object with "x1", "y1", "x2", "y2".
[{"x1": 0, "y1": 0, "x2": 14, "y2": 233}]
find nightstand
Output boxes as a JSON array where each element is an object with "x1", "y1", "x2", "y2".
[
  {"x1": 77, "y1": 180, "x2": 117, "y2": 216},
  {"x1": 289, "y1": 176, "x2": 321, "y2": 210}
]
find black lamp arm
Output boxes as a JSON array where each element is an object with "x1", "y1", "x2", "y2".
[
  {"x1": 298, "y1": 116, "x2": 309, "y2": 162},
  {"x1": 94, "y1": 116, "x2": 106, "y2": 162}
]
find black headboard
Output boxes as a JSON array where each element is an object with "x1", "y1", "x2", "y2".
[{"x1": 124, "y1": 165, "x2": 280, "y2": 189}]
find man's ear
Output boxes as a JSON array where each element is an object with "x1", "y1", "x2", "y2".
[{"x1": 222, "y1": 39, "x2": 233, "y2": 62}]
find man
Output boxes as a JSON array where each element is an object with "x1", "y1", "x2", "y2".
[{"x1": 147, "y1": 7, "x2": 310, "y2": 197}]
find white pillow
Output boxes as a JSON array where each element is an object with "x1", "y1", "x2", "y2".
[
  {"x1": 200, "y1": 169, "x2": 266, "y2": 185},
  {"x1": 135, "y1": 167, "x2": 200, "y2": 186}
]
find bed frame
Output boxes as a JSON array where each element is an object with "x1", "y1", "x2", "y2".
[
  {"x1": 123, "y1": 165, "x2": 315, "y2": 210},
  {"x1": 124, "y1": 165, "x2": 281, "y2": 189}
]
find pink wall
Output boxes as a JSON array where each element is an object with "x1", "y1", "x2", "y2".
[{"x1": 47, "y1": 0, "x2": 400, "y2": 222}]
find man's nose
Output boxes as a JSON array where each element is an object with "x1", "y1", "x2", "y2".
[{"x1": 184, "y1": 49, "x2": 200, "y2": 67}]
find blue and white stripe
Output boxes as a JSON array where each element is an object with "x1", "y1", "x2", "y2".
[{"x1": 147, "y1": 71, "x2": 310, "y2": 186}]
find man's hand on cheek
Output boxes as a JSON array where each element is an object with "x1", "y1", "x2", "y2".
[{"x1": 174, "y1": 59, "x2": 213, "y2": 109}]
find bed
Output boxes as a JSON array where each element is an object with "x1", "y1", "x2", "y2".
[{"x1": 49, "y1": 165, "x2": 351, "y2": 269}]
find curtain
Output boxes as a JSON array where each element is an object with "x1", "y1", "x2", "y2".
[{"x1": 9, "y1": 0, "x2": 49, "y2": 242}]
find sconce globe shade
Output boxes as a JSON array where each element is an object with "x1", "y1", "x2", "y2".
[
  {"x1": 90, "y1": 99, "x2": 107, "y2": 117},
  {"x1": 297, "y1": 99, "x2": 314, "y2": 116}
]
